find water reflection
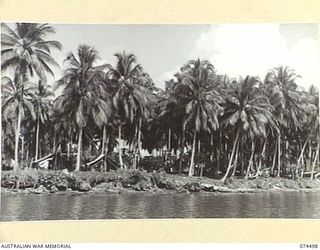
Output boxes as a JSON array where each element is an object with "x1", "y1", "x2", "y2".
[{"x1": 1, "y1": 191, "x2": 320, "y2": 221}]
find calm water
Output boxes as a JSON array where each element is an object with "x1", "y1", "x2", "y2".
[{"x1": 1, "y1": 191, "x2": 320, "y2": 221}]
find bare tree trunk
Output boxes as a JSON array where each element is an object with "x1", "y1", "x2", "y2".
[
  {"x1": 53, "y1": 132, "x2": 56, "y2": 154},
  {"x1": 14, "y1": 105, "x2": 22, "y2": 172},
  {"x1": 179, "y1": 129, "x2": 185, "y2": 174},
  {"x1": 101, "y1": 125, "x2": 106, "y2": 155},
  {"x1": 21, "y1": 136, "x2": 24, "y2": 163},
  {"x1": 104, "y1": 135, "x2": 109, "y2": 172},
  {"x1": 118, "y1": 124, "x2": 124, "y2": 169},
  {"x1": 67, "y1": 141, "x2": 70, "y2": 159},
  {"x1": 137, "y1": 118, "x2": 142, "y2": 167},
  {"x1": 231, "y1": 142, "x2": 240, "y2": 176},
  {"x1": 271, "y1": 141, "x2": 277, "y2": 174},
  {"x1": 75, "y1": 126, "x2": 83, "y2": 171},
  {"x1": 35, "y1": 117, "x2": 40, "y2": 160},
  {"x1": 221, "y1": 129, "x2": 240, "y2": 182},
  {"x1": 277, "y1": 133, "x2": 281, "y2": 177},
  {"x1": 311, "y1": 145, "x2": 319, "y2": 180},
  {"x1": 245, "y1": 141, "x2": 255, "y2": 180},
  {"x1": 188, "y1": 132, "x2": 197, "y2": 177},
  {"x1": 26, "y1": 146, "x2": 29, "y2": 162},
  {"x1": 260, "y1": 140, "x2": 267, "y2": 168},
  {"x1": 168, "y1": 128, "x2": 171, "y2": 152},
  {"x1": 217, "y1": 129, "x2": 222, "y2": 174},
  {"x1": 297, "y1": 140, "x2": 308, "y2": 166},
  {"x1": 101, "y1": 125, "x2": 106, "y2": 172}
]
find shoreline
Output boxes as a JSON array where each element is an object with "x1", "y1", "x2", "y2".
[{"x1": 2, "y1": 169, "x2": 320, "y2": 195}]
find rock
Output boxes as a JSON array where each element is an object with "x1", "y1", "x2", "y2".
[
  {"x1": 50, "y1": 185, "x2": 59, "y2": 193},
  {"x1": 62, "y1": 169, "x2": 69, "y2": 175},
  {"x1": 158, "y1": 178, "x2": 177, "y2": 190},
  {"x1": 184, "y1": 182, "x2": 201, "y2": 192},
  {"x1": 151, "y1": 173, "x2": 161, "y2": 186},
  {"x1": 132, "y1": 184, "x2": 141, "y2": 191},
  {"x1": 125, "y1": 170, "x2": 150, "y2": 186},
  {"x1": 91, "y1": 182, "x2": 122, "y2": 193},
  {"x1": 29, "y1": 185, "x2": 48, "y2": 194},
  {"x1": 199, "y1": 182, "x2": 215, "y2": 192},
  {"x1": 283, "y1": 179, "x2": 299, "y2": 189},
  {"x1": 56, "y1": 181, "x2": 68, "y2": 191},
  {"x1": 138, "y1": 181, "x2": 152, "y2": 191},
  {"x1": 256, "y1": 179, "x2": 270, "y2": 190},
  {"x1": 214, "y1": 186, "x2": 232, "y2": 192},
  {"x1": 79, "y1": 181, "x2": 91, "y2": 192},
  {"x1": 1, "y1": 180, "x2": 16, "y2": 189}
]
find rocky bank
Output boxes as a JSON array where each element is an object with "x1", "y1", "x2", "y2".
[{"x1": 2, "y1": 169, "x2": 320, "y2": 194}]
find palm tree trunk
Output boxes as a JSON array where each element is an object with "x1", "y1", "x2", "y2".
[
  {"x1": 75, "y1": 126, "x2": 83, "y2": 171},
  {"x1": 188, "y1": 132, "x2": 197, "y2": 177},
  {"x1": 231, "y1": 142, "x2": 240, "y2": 176},
  {"x1": 311, "y1": 144, "x2": 319, "y2": 180},
  {"x1": 53, "y1": 131, "x2": 56, "y2": 154},
  {"x1": 101, "y1": 125, "x2": 106, "y2": 155},
  {"x1": 297, "y1": 140, "x2": 308, "y2": 166},
  {"x1": 26, "y1": 145, "x2": 29, "y2": 162},
  {"x1": 14, "y1": 105, "x2": 22, "y2": 172},
  {"x1": 104, "y1": 135, "x2": 109, "y2": 172},
  {"x1": 101, "y1": 125, "x2": 107, "y2": 172},
  {"x1": 277, "y1": 133, "x2": 281, "y2": 177},
  {"x1": 221, "y1": 129, "x2": 240, "y2": 182},
  {"x1": 118, "y1": 123, "x2": 124, "y2": 169},
  {"x1": 168, "y1": 128, "x2": 171, "y2": 152},
  {"x1": 35, "y1": 117, "x2": 40, "y2": 160},
  {"x1": 271, "y1": 141, "x2": 277, "y2": 175},
  {"x1": 245, "y1": 141, "x2": 255, "y2": 180},
  {"x1": 67, "y1": 141, "x2": 70, "y2": 159},
  {"x1": 217, "y1": 129, "x2": 222, "y2": 174},
  {"x1": 21, "y1": 136, "x2": 24, "y2": 163},
  {"x1": 179, "y1": 129, "x2": 185, "y2": 174},
  {"x1": 137, "y1": 118, "x2": 142, "y2": 165}
]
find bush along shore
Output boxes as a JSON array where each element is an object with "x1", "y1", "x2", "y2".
[{"x1": 2, "y1": 169, "x2": 320, "y2": 194}]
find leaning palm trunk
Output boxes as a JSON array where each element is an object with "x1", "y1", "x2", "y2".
[
  {"x1": 188, "y1": 132, "x2": 197, "y2": 177},
  {"x1": 75, "y1": 126, "x2": 83, "y2": 171},
  {"x1": 297, "y1": 140, "x2": 308, "y2": 166},
  {"x1": 221, "y1": 129, "x2": 240, "y2": 182},
  {"x1": 118, "y1": 124, "x2": 124, "y2": 169},
  {"x1": 35, "y1": 117, "x2": 40, "y2": 160},
  {"x1": 310, "y1": 144, "x2": 319, "y2": 180},
  {"x1": 14, "y1": 105, "x2": 22, "y2": 172}
]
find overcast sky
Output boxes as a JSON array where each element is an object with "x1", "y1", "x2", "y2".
[{"x1": 18, "y1": 23, "x2": 320, "y2": 90}]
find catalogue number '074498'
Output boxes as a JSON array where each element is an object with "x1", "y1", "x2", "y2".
[{"x1": 300, "y1": 244, "x2": 318, "y2": 248}]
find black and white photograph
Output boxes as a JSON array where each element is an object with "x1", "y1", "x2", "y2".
[{"x1": 1, "y1": 22, "x2": 320, "y2": 221}]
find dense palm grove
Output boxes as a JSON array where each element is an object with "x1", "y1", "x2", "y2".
[{"x1": 2, "y1": 23, "x2": 320, "y2": 181}]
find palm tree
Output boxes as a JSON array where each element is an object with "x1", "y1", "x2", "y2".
[
  {"x1": 1, "y1": 22, "x2": 61, "y2": 169},
  {"x1": 1, "y1": 76, "x2": 37, "y2": 170},
  {"x1": 33, "y1": 81, "x2": 54, "y2": 160},
  {"x1": 220, "y1": 76, "x2": 276, "y2": 182},
  {"x1": 173, "y1": 59, "x2": 223, "y2": 176},
  {"x1": 1, "y1": 23, "x2": 62, "y2": 84},
  {"x1": 106, "y1": 51, "x2": 154, "y2": 169},
  {"x1": 265, "y1": 66, "x2": 305, "y2": 176},
  {"x1": 55, "y1": 44, "x2": 109, "y2": 171}
]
